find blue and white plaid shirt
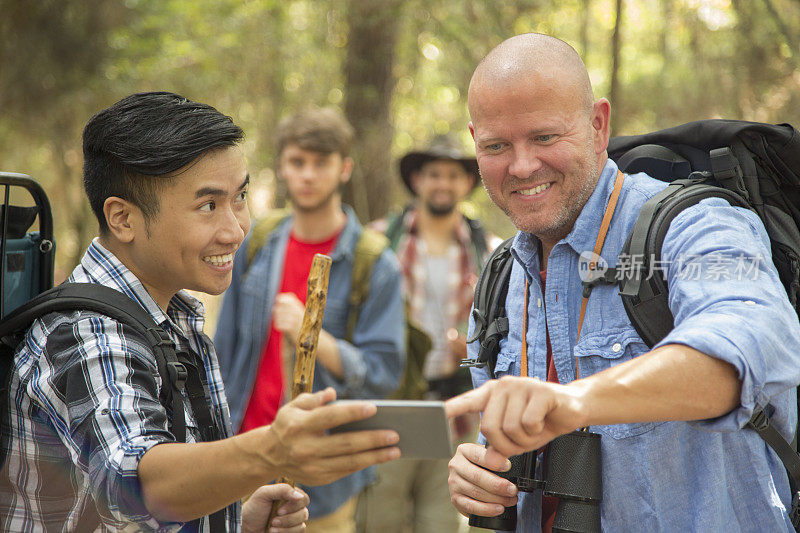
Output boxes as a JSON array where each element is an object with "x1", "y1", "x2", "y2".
[{"x1": 1, "y1": 239, "x2": 239, "y2": 531}]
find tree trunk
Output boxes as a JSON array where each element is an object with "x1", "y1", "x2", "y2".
[
  {"x1": 762, "y1": 0, "x2": 799, "y2": 68},
  {"x1": 260, "y1": 3, "x2": 288, "y2": 209},
  {"x1": 659, "y1": 0, "x2": 672, "y2": 62},
  {"x1": 730, "y1": 0, "x2": 764, "y2": 119},
  {"x1": 609, "y1": 0, "x2": 624, "y2": 135},
  {"x1": 580, "y1": 0, "x2": 591, "y2": 63},
  {"x1": 342, "y1": 0, "x2": 403, "y2": 222}
]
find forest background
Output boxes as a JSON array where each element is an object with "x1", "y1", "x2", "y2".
[{"x1": 2, "y1": 0, "x2": 800, "y2": 322}]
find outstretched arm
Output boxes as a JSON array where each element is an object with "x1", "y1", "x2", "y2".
[
  {"x1": 446, "y1": 343, "x2": 740, "y2": 457},
  {"x1": 138, "y1": 388, "x2": 400, "y2": 522}
]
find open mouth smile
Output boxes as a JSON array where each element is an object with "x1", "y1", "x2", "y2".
[
  {"x1": 516, "y1": 183, "x2": 551, "y2": 196},
  {"x1": 203, "y1": 253, "x2": 234, "y2": 266}
]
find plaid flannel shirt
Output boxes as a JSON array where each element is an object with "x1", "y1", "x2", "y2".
[
  {"x1": 371, "y1": 208, "x2": 486, "y2": 378},
  {"x1": 0, "y1": 239, "x2": 238, "y2": 532}
]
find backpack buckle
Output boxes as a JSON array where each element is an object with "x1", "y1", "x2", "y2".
[
  {"x1": 710, "y1": 147, "x2": 749, "y2": 202},
  {"x1": 467, "y1": 309, "x2": 487, "y2": 344},
  {"x1": 748, "y1": 409, "x2": 770, "y2": 432},
  {"x1": 167, "y1": 361, "x2": 188, "y2": 391},
  {"x1": 460, "y1": 358, "x2": 486, "y2": 369},
  {"x1": 581, "y1": 266, "x2": 619, "y2": 298},
  {"x1": 145, "y1": 327, "x2": 175, "y2": 349}
]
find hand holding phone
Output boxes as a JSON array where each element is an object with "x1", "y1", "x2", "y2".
[{"x1": 329, "y1": 400, "x2": 453, "y2": 459}]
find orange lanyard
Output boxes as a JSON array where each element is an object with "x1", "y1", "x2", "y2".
[
  {"x1": 520, "y1": 170, "x2": 625, "y2": 379},
  {"x1": 521, "y1": 279, "x2": 529, "y2": 378}
]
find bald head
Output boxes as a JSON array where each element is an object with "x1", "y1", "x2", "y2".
[
  {"x1": 469, "y1": 33, "x2": 594, "y2": 118},
  {"x1": 465, "y1": 33, "x2": 612, "y2": 245}
]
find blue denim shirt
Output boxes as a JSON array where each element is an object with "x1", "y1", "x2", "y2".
[
  {"x1": 468, "y1": 159, "x2": 800, "y2": 532},
  {"x1": 214, "y1": 205, "x2": 406, "y2": 519}
]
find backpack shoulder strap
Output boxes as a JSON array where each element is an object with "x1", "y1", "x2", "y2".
[
  {"x1": 748, "y1": 409, "x2": 800, "y2": 490},
  {"x1": 0, "y1": 283, "x2": 156, "y2": 339},
  {"x1": 246, "y1": 208, "x2": 291, "y2": 265},
  {"x1": 384, "y1": 204, "x2": 414, "y2": 251},
  {"x1": 346, "y1": 228, "x2": 390, "y2": 340},
  {"x1": 462, "y1": 236, "x2": 515, "y2": 377},
  {"x1": 618, "y1": 180, "x2": 750, "y2": 347},
  {"x1": 465, "y1": 215, "x2": 489, "y2": 267},
  {"x1": 0, "y1": 283, "x2": 214, "y2": 445}
]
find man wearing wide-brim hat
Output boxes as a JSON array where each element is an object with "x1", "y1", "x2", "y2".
[
  {"x1": 398, "y1": 134, "x2": 481, "y2": 201},
  {"x1": 359, "y1": 135, "x2": 495, "y2": 533}
]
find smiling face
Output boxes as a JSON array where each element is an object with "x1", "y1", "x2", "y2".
[
  {"x1": 412, "y1": 159, "x2": 475, "y2": 216},
  {"x1": 279, "y1": 143, "x2": 352, "y2": 214},
  {"x1": 122, "y1": 146, "x2": 251, "y2": 308},
  {"x1": 469, "y1": 78, "x2": 609, "y2": 251},
  {"x1": 467, "y1": 34, "x2": 610, "y2": 253}
]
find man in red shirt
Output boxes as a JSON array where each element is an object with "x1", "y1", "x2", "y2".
[{"x1": 216, "y1": 108, "x2": 406, "y2": 533}]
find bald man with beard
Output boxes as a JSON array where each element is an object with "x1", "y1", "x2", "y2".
[{"x1": 445, "y1": 34, "x2": 800, "y2": 531}]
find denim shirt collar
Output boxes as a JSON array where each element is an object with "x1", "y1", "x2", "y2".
[
  {"x1": 511, "y1": 158, "x2": 620, "y2": 272},
  {"x1": 328, "y1": 204, "x2": 362, "y2": 262},
  {"x1": 564, "y1": 158, "x2": 620, "y2": 256}
]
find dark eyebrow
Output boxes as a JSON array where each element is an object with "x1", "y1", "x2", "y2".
[{"x1": 194, "y1": 174, "x2": 250, "y2": 199}]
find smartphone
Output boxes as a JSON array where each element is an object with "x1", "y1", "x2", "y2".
[{"x1": 329, "y1": 400, "x2": 453, "y2": 459}]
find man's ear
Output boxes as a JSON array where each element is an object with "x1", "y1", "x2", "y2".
[
  {"x1": 468, "y1": 122, "x2": 476, "y2": 140},
  {"x1": 103, "y1": 197, "x2": 140, "y2": 243},
  {"x1": 591, "y1": 98, "x2": 612, "y2": 154},
  {"x1": 340, "y1": 156, "x2": 354, "y2": 184}
]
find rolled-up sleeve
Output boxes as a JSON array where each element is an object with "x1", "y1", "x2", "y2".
[
  {"x1": 655, "y1": 198, "x2": 800, "y2": 432},
  {"x1": 36, "y1": 315, "x2": 179, "y2": 529},
  {"x1": 335, "y1": 249, "x2": 406, "y2": 398}
]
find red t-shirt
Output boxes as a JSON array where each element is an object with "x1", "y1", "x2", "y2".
[
  {"x1": 539, "y1": 270, "x2": 560, "y2": 532},
  {"x1": 238, "y1": 230, "x2": 339, "y2": 433}
]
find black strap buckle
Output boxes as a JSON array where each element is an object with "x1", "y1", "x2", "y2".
[
  {"x1": 581, "y1": 266, "x2": 619, "y2": 298},
  {"x1": 710, "y1": 147, "x2": 749, "y2": 202},
  {"x1": 467, "y1": 309, "x2": 487, "y2": 344},
  {"x1": 167, "y1": 361, "x2": 188, "y2": 391},
  {"x1": 749, "y1": 409, "x2": 770, "y2": 432},
  {"x1": 146, "y1": 326, "x2": 176, "y2": 349}
]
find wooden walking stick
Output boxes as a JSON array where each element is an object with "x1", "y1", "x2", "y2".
[{"x1": 266, "y1": 253, "x2": 332, "y2": 529}]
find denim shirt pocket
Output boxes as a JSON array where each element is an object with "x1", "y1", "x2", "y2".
[
  {"x1": 491, "y1": 347, "x2": 517, "y2": 378},
  {"x1": 574, "y1": 328, "x2": 660, "y2": 439}
]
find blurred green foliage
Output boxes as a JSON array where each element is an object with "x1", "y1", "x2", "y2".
[{"x1": 2, "y1": 0, "x2": 799, "y2": 279}]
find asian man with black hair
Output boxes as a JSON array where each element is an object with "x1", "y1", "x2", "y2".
[{"x1": 0, "y1": 92, "x2": 400, "y2": 531}]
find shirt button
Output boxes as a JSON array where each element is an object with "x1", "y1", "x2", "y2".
[
  {"x1": 612, "y1": 343, "x2": 622, "y2": 353},
  {"x1": 744, "y1": 300, "x2": 756, "y2": 306}
]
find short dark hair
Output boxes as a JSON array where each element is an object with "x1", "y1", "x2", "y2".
[
  {"x1": 83, "y1": 91, "x2": 244, "y2": 234},
  {"x1": 276, "y1": 107, "x2": 354, "y2": 158}
]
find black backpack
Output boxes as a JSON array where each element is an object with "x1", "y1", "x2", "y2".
[
  {"x1": 0, "y1": 283, "x2": 223, "y2": 453},
  {"x1": 0, "y1": 175, "x2": 224, "y2": 530},
  {"x1": 463, "y1": 120, "x2": 800, "y2": 528}
]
